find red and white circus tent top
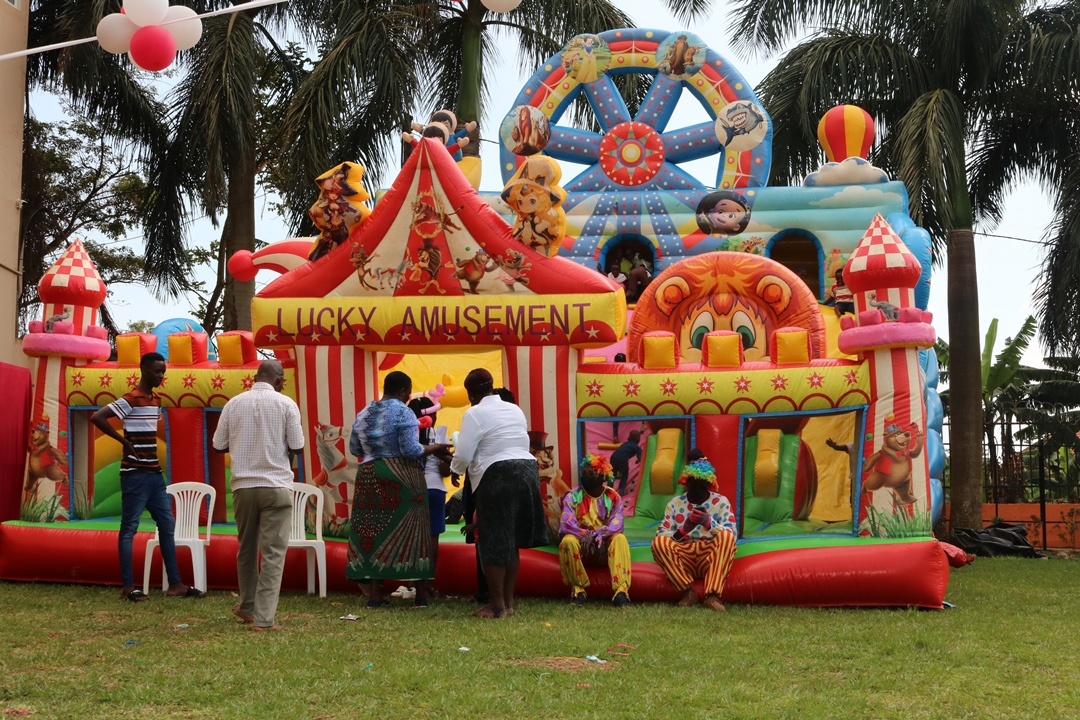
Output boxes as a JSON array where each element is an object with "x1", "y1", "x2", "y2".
[{"x1": 257, "y1": 138, "x2": 619, "y2": 300}]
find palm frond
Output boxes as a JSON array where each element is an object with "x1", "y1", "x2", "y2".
[
  {"x1": 279, "y1": 3, "x2": 423, "y2": 231},
  {"x1": 1034, "y1": 155, "x2": 1080, "y2": 358},
  {"x1": 894, "y1": 88, "x2": 968, "y2": 235},
  {"x1": 726, "y1": 0, "x2": 928, "y2": 58},
  {"x1": 755, "y1": 30, "x2": 930, "y2": 186}
]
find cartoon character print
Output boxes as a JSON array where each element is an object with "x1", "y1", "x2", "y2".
[
  {"x1": 868, "y1": 293, "x2": 900, "y2": 321},
  {"x1": 496, "y1": 250, "x2": 532, "y2": 291},
  {"x1": 627, "y1": 253, "x2": 827, "y2": 364},
  {"x1": 657, "y1": 33, "x2": 703, "y2": 79},
  {"x1": 500, "y1": 156, "x2": 567, "y2": 257},
  {"x1": 25, "y1": 415, "x2": 68, "y2": 501},
  {"x1": 862, "y1": 418, "x2": 924, "y2": 505},
  {"x1": 531, "y1": 442, "x2": 570, "y2": 542},
  {"x1": 715, "y1": 101, "x2": 767, "y2": 148},
  {"x1": 308, "y1": 162, "x2": 370, "y2": 262},
  {"x1": 310, "y1": 423, "x2": 355, "y2": 535},
  {"x1": 695, "y1": 191, "x2": 752, "y2": 237},
  {"x1": 349, "y1": 245, "x2": 379, "y2": 292},
  {"x1": 410, "y1": 191, "x2": 461, "y2": 240},
  {"x1": 500, "y1": 105, "x2": 552, "y2": 156},
  {"x1": 448, "y1": 249, "x2": 499, "y2": 294}
]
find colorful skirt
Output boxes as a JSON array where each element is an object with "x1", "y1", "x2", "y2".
[{"x1": 346, "y1": 457, "x2": 433, "y2": 582}]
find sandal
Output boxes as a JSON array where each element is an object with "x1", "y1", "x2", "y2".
[
  {"x1": 472, "y1": 605, "x2": 508, "y2": 619},
  {"x1": 125, "y1": 590, "x2": 149, "y2": 603},
  {"x1": 177, "y1": 587, "x2": 206, "y2": 599}
]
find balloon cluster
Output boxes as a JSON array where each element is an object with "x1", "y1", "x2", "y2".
[{"x1": 96, "y1": 0, "x2": 202, "y2": 72}]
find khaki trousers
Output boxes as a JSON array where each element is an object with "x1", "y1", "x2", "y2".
[{"x1": 234, "y1": 487, "x2": 293, "y2": 627}]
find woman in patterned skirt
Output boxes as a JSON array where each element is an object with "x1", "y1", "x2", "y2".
[{"x1": 347, "y1": 371, "x2": 449, "y2": 608}]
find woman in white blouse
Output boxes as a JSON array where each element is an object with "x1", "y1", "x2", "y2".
[{"x1": 450, "y1": 369, "x2": 547, "y2": 618}]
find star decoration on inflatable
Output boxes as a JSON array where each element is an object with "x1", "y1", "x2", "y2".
[
  {"x1": 772, "y1": 375, "x2": 788, "y2": 390},
  {"x1": 211, "y1": 375, "x2": 226, "y2": 389},
  {"x1": 71, "y1": 372, "x2": 84, "y2": 387},
  {"x1": 844, "y1": 370, "x2": 860, "y2": 386},
  {"x1": 99, "y1": 373, "x2": 112, "y2": 386},
  {"x1": 126, "y1": 373, "x2": 139, "y2": 388},
  {"x1": 734, "y1": 376, "x2": 751, "y2": 393},
  {"x1": 807, "y1": 372, "x2": 824, "y2": 388},
  {"x1": 622, "y1": 380, "x2": 640, "y2": 396},
  {"x1": 586, "y1": 380, "x2": 604, "y2": 397},
  {"x1": 182, "y1": 374, "x2": 196, "y2": 388},
  {"x1": 241, "y1": 376, "x2": 254, "y2": 389},
  {"x1": 696, "y1": 377, "x2": 714, "y2": 394},
  {"x1": 660, "y1": 378, "x2": 678, "y2": 395}
]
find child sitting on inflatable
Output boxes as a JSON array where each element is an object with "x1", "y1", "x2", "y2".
[
  {"x1": 651, "y1": 455, "x2": 738, "y2": 611},
  {"x1": 557, "y1": 454, "x2": 631, "y2": 607}
]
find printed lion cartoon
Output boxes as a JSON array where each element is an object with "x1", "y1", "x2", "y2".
[
  {"x1": 862, "y1": 417, "x2": 923, "y2": 504},
  {"x1": 626, "y1": 253, "x2": 826, "y2": 363}
]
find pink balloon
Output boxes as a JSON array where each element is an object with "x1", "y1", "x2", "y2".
[{"x1": 129, "y1": 25, "x2": 177, "y2": 72}]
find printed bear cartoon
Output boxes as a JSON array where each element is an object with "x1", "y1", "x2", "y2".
[
  {"x1": 862, "y1": 419, "x2": 923, "y2": 504},
  {"x1": 25, "y1": 414, "x2": 68, "y2": 501}
]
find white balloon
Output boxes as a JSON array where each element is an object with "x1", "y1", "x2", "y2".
[
  {"x1": 161, "y1": 5, "x2": 202, "y2": 51},
  {"x1": 122, "y1": 0, "x2": 169, "y2": 28},
  {"x1": 481, "y1": 0, "x2": 522, "y2": 12},
  {"x1": 96, "y1": 13, "x2": 138, "y2": 54}
]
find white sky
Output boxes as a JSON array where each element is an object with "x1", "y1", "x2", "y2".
[{"x1": 27, "y1": 1, "x2": 1054, "y2": 366}]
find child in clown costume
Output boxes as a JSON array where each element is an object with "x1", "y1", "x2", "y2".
[
  {"x1": 651, "y1": 457, "x2": 738, "y2": 611},
  {"x1": 557, "y1": 454, "x2": 631, "y2": 607}
]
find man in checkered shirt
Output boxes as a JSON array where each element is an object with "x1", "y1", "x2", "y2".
[
  {"x1": 92, "y1": 352, "x2": 204, "y2": 602},
  {"x1": 213, "y1": 360, "x2": 304, "y2": 631}
]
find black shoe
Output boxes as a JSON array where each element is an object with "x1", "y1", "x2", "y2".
[
  {"x1": 571, "y1": 591, "x2": 588, "y2": 606},
  {"x1": 612, "y1": 591, "x2": 631, "y2": 608},
  {"x1": 366, "y1": 598, "x2": 390, "y2": 609}
]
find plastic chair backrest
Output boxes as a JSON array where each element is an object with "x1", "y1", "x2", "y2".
[
  {"x1": 167, "y1": 482, "x2": 216, "y2": 543},
  {"x1": 290, "y1": 482, "x2": 323, "y2": 542}
]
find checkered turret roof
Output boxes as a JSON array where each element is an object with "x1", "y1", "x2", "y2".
[
  {"x1": 844, "y1": 214, "x2": 922, "y2": 290},
  {"x1": 38, "y1": 239, "x2": 107, "y2": 306}
]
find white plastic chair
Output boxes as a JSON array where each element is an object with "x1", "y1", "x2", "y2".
[
  {"x1": 143, "y1": 482, "x2": 216, "y2": 594},
  {"x1": 289, "y1": 482, "x2": 327, "y2": 597}
]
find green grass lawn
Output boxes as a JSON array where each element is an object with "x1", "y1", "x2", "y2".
[{"x1": 1, "y1": 557, "x2": 1078, "y2": 719}]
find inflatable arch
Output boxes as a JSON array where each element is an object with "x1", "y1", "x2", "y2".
[{"x1": 1, "y1": 28, "x2": 950, "y2": 607}]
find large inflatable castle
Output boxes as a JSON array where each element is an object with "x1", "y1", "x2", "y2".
[{"x1": 0, "y1": 28, "x2": 949, "y2": 606}]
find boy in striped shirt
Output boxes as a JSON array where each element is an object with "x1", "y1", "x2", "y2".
[{"x1": 92, "y1": 352, "x2": 204, "y2": 602}]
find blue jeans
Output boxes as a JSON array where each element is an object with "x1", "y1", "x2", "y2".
[{"x1": 119, "y1": 471, "x2": 180, "y2": 589}]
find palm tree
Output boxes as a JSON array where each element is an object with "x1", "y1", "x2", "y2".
[
  {"x1": 278, "y1": 0, "x2": 711, "y2": 233},
  {"x1": 141, "y1": 2, "x2": 320, "y2": 333},
  {"x1": 725, "y1": 0, "x2": 1080, "y2": 530}
]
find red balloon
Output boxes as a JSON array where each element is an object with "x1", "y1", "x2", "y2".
[{"x1": 129, "y1": 25, "x2": 177, "y2": 72}]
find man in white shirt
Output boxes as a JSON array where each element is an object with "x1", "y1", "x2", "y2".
[{"x1": 213, "y1": 361, "x2": 304, "y2": 631}]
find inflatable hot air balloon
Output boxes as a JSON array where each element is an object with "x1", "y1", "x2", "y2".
[
  {"x1": 804, "y1": 105, "x2": 888, "y2": 187},
  {"x1": 816, "y1": 105, "x2": 875, "y2": 162}
]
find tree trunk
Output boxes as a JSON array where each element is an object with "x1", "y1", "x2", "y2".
[
  {"x1": 221, "y1": 148, "x2": 257, "y2": 331},
  {"x1": 458, "y1": 0, "x2": 485, "y2": 125},
  {"x1": 947, "y1": 226, "x2": 985, "y2": 529}
]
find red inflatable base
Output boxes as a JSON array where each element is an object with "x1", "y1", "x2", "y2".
[{"x1": 0, "y1": 523, "x2": 948, "y2": 607}]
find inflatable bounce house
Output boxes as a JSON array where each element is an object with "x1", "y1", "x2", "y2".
[{"x1": 0, "y1": 28, "x2": 950, "y2": 607}]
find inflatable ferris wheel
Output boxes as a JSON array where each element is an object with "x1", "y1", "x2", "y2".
[{"x1": 498, "y1": 28, "x2": 774, "y2": 269}]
